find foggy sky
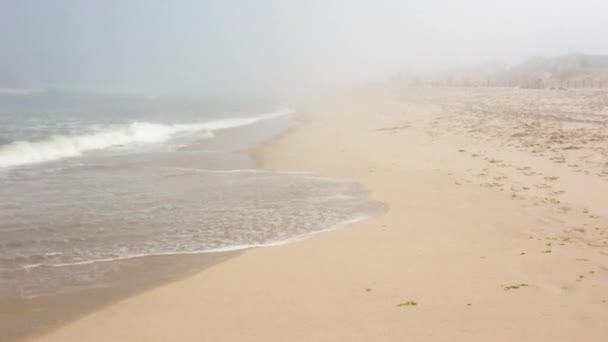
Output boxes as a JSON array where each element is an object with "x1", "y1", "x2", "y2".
[{"x1": 1, "y1": 0, "x2": 607, "y2": 97}]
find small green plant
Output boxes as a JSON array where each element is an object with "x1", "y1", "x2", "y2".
[
  {"x1": 365, "y1": 288, "x2": 372, "y2": 292},
  {"x1": 543, "y1": 250, "x2": 552, "y2": 254},
  {"x1": 398, "y1": 301, "x2": 418, "y2": 307}
]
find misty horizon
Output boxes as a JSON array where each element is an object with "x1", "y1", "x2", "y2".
[
  {"x1": 2, "y1": 0, "x2": 608, "y2": 97},
  {"x1": 3, "y1": 2, "x2": 608, "y2": 341}
]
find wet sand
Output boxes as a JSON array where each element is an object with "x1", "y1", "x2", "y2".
[
  {"x1": 34, "y1": 85, "x2": 608, "y2": 341},
  {"x1": 3, "y1": 252, "x2": 238, "y2": 342}
]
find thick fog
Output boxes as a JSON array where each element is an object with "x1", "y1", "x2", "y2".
[{"x1": 1, "y1": 0, "x2": 607, "y2": 97}]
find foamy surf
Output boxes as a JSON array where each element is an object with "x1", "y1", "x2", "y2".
[
  {"x1": 19, "y1": 215, "x2": 373, "y2": 270},
  {"x1": 0, "y1": 97, "x2": 383, "y2": 341},
  {"x1": 0, "y1": 108, "x2": 293, "y2": 168}
]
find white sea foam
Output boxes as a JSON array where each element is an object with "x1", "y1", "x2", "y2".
[
  {"x1": 20, "y1": 215, "x2": 372, "y2": 270},
  {"x1": 0, "y1": 108, "x2": 293, "y2": 168}
]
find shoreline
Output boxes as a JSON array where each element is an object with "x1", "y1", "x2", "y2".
[
  {"x1": 2, "y1": 112, "x2": 298, "y2": 342},
  {"x1": 7, "y1": 106, "x2": 374, "y2": 342},
  {"x1": 4, "y1": 251, "x2": 240, "y2": 342},
  {"x1": 33, "y1": 86, "x2": 608, "y2": 341}
]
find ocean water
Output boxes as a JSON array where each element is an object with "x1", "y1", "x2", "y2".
[{"x1": 0, "y1": 89, "x2": 384, "y2": 339}]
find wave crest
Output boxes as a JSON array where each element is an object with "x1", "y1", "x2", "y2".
[{"x1": 0, "y1": 108, "x2": 293, "y2": 168}]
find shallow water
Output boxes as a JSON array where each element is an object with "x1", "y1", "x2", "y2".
[
  {"x1": 0, "y1": 166, "x2": 382, "y2": 299},
  {"x1": 0, "y1": 92, "x2": 384, "y2": 340}
]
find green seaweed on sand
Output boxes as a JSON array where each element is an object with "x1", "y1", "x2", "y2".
[
  {"x1": 504, "y1": 283, "x2": 529, "y2": 290},
  {"x1": 398, "y1": 301, "x2": 418, "y2": 307}
]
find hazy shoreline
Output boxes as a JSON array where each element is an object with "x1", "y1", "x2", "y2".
[
  {"x1": 2, "y1": 112, "x2": 285, "y2": 341},
  {"x1": 3, "y1": 106, "x2": 383, "y2": 342},
  {"x1": 4, "y1": 2, "x2": 608, "y2": 341},
  {"x1": 31, "y1": 85, "x2": 608, "y2": 341}
]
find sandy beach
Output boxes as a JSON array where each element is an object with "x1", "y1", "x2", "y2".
[{"x1": 33, "y1": 85, "x2": 608, "y2": 341}]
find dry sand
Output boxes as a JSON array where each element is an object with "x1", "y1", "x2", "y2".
[{"x1": 34, "y1": 85, "x2": 608, "y2": 341}]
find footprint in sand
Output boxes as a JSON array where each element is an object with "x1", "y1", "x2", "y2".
[
  {"x1": 544, "y1": 176, "x2": 559, "y2": 181},
  {"x1": 375, "y1": 124, "x2": 409, "y2": 133},
  {"x1": 482, "y1": 182, "x2": 503, "y2": 188}
]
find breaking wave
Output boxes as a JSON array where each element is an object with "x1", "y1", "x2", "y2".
[{"x1": 0, "y1": 108, "x2": 293, "y2": 168}]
